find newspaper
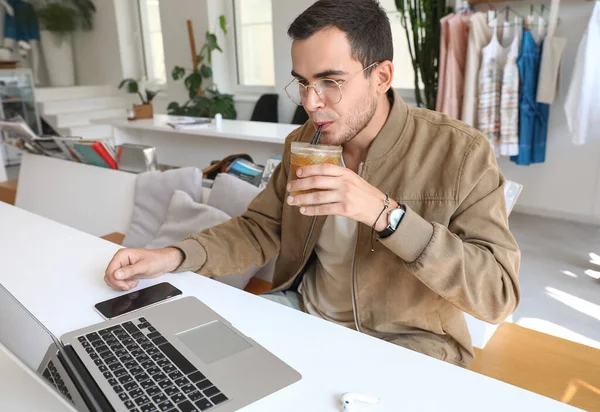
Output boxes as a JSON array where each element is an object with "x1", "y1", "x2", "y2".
[
  {"x1": 0, "y1": 116, "x2": 45, "y2": 155},
  {"x1": 0, "y1": 116, "x2": 84, "y2": 161}
]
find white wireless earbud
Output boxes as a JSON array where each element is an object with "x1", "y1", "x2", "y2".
[{"x1": 341, "y1": 392, "x2": 380, "y2": 411}]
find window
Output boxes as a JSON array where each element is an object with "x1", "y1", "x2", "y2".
[
  {"x1": 233, "y1": 0, "x2": 276, "y2": 87},
  {"x1": 138, "y1": 0, "x2": 167, "y2": 85},
  {"x1": 380, "y1": 0, "x2": 424, "y2": 92}
]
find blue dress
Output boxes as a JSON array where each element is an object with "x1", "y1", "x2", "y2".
[
  {"x1": 3, "y1": 0, "x2": 40, "y2": 42},
  {"x1": 511, "y1": 30, "x2": 550, "y2": 166}
]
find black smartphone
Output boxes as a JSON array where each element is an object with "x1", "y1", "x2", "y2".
[{"x1": 94, "y1": 282, "x2": 182, "y2": 319}]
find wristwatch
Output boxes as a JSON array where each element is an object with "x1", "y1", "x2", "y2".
[{"x1": 377, "y1": 204, "x2": 406, "y2": 239}]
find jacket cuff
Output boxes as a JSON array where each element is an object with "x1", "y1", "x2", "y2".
[
  {"x1": 380, "y1": 205, "x2": 434, "y2": 263},
  {"x1": 168, "y1": 238, "x2": 207, "y2": 273}
]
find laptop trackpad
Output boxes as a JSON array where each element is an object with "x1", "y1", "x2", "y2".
[{"x1": 176, "y1": 321, "x2": 252, "y2": 364}]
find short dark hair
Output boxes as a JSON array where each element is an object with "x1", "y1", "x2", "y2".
[{"x1": 288, "y1": 0, "x2": 393, "y2": 75}]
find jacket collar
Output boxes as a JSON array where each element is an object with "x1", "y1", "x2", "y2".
[{"x1": 364, "y1": 88, "x2": 410, "y2": 164}]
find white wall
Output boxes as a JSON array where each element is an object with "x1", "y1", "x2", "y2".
[
  {"x1": 158, "y1": 0, "x2": 210, "y2": 107},
  {"x1": 72, "y1": 0, "x2": 124, "y2": 86},
  {"x1": 488, "y1": 2, "x2": 599, "y2": 224}
]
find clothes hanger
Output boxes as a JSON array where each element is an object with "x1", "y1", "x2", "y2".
[
  {"x1": 486, "y1": 2, "x2": 497, "y2": 25},
  {"x1": 0, "y1": 0, "x2": 15, "y2": 17},
  {"x1": 456, "y1": 0, "x2": 473, "y2": 15},
  {"x1": 499, "y1": 6, "x2": 524, "y2": 26}
]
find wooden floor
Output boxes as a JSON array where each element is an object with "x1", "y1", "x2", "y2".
[
  {"x1": 469, "y1": 322, "x2": 600, "y2": 412},
  {"x1": 0, "y1": 179, "x2": 17, "y2": 205}
]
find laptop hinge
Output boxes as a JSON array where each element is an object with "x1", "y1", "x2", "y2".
[{"x1": 59, "y1": 345, "x2": 115, "y2": 412}]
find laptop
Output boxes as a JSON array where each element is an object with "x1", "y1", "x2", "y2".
[
  {"x1": 0, "y1": 342, "x2": 77, "y2": 412},
  {"x1": 0, "y1": 283, "x2": 301, "y2": 412}
]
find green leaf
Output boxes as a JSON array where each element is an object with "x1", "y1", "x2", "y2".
[
  {"x1": 167, "y1": 101, "x2": 181, "y2": 114},
  {"x1": 172, "y1": 66, "x2": 186, "y2": 80},
  {"x1": 206, "y1": 33, "x2": 219, "y2": 51},
  {"x1": 118, "y1": 79, "x2": 139, "y2": 94},
  {"x1": 184, "y1": 72, "x2": 203, "y2": 99},
  {"x1": 200, "y1": 64, "x2": 212, "y2": 79},
  {"x1": 219, "y1": 15, "x2": 227, "y2": 34}
]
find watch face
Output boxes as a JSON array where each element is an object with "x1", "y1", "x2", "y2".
[{"x1": 389, "y1": 208, "x2": 404, "y2": 228}]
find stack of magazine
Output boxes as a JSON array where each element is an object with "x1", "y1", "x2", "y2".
[{"x1": 0, "y1": 116, "x2": 118, "y2": 169}]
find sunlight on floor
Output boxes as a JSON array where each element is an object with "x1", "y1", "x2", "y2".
[
  {"x1": 589, "y1": 253, "x2": 600, "y2": 266},
  {"x1": 546, "y1": 287, "x2": 600, "y2": 322},
  {"x1": 584, "y1": 269, "x2": 600, "y2": 280},
  {"x1": 516, "y1": 317, "x2": 600, "y2": 350},
  {"x1": 561, "y1": 378, "x2": 600, "y2": 405},
  {"x1": 561, "y1": 270, "x2": 579, "y2": 278}
]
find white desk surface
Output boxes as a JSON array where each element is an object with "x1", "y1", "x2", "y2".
[
  {"x1": 94, "y1": 115, "x2": 298, "y2": 145},
  {"x1": 0, "y1": 202, "x2": 580, "y2": 412}
]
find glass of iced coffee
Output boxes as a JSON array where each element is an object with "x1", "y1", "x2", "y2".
[{"x1": 289, "y1": 142, "x2": 343, "y2": 197}]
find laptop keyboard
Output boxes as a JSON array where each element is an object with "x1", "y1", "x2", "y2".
[
  {"x1": 77, "y1": 317, "x2": 229, "y2": 412},
  {"x1": 42, "y1": 360, "x2": 74, "y2": 402}
]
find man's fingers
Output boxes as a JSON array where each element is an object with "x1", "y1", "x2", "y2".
[
  {"x1": 104, "y1": 274, "x2": 131, "y2": 291},
  {"x1": 126, "y1": 279, "x2": 139, "y2": 289},
  {"x1": 105, "y1": 249, "x2": 129, "y2": 279},
  {"x1": 299, "y1": 203, "x2": 342, "y2": 216},
  {"x1": 114, "y1": 261, "x2": 149, "y2": 281},
  {"x1": 288, "y1": 189, "x2": 341, "y2": 207},
  {"x1": 297, "y1": 163, "x2": 346, "y2": 178},
  {"x1": 287, "y1": 176, "x2": 339, "y2": 193}
]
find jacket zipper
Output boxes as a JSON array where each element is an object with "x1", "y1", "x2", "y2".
[
  {"x1": 277, "y1": 215, "x2": 317, "y2": 292},
  {"x1": 351, "y1": 162, "x2": 365, "y2": 332}
]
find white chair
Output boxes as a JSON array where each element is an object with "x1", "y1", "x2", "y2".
[{"x1": 465, "y1": 179, "x2": 523, "y2": 349}]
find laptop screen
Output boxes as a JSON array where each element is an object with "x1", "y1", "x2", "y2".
[{"x1": 0, "y1": 283, "x2": 60, "y2": 374}]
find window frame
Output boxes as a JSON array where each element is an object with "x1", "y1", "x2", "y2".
[
  {"x1": 137, "y1": 0, "x2": 168, "y2": 90},
  {"x1": 227, "y1": 0, "x2": 276, "y2": 96}
]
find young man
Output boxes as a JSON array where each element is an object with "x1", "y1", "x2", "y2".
[{"x1": 105, "y1": 0, "x2": 520, "y2": 367}]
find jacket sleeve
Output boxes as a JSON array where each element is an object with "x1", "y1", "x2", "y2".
[
  {"x1": 380, "y1": 137, "x2": 521, "y2": 324},
  {"x1": 169, "y1": 131, "x2": 298, "y2": 276}
]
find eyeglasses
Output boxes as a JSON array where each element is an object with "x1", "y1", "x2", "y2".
[{"x1": 284, "y1": 62, "x2": 379, "y2": 106}]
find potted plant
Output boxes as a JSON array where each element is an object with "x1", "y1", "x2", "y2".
[
  {"x1": 118, "y1": 78, "x2": 161, "y2": 120},
  {"x1": 394, "y1": 0, "x2": 451, "y2": 109},
  {"x1": 33, "y1": 0, "x2": 96, "y2": 86},
  {"x1": 167, "y1": 16, "x2": 237, "y2": 119}
]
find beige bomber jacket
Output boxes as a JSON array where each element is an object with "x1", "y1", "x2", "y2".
[{"x1": 173, "y1": 90, "x2": 521, "y2": 367}]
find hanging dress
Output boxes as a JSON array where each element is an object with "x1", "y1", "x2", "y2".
[
  {"x1": 461, "y1": 12, "x2": 493, "y2": 127},
  {"x1": 438, "y1": 13, "x2": 470, "y2": 119},
  {"x1": 436, "y1": 14, "x2": 453, "y2": 113},
  {"x1": 477, "y1": 25, "x2": 506, "y2": 155},
  {"x1": 511, "y1": 29, "x2": 549, "y2": 165},
  {"x1": 499, "y1": 19, "x2": 522, "y2": 157},
  {"x1": 3, "y1": 0, "x2": 39, "y2": 43}
]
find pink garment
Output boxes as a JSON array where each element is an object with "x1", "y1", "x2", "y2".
[
  {"x1": 436, "y1": 14, "x2": 453, "y2": 113},
  {"x1": 439, "y1": 13, "x2": 470, "y2": 119}
]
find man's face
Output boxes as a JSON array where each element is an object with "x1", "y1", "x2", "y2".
[{"x1": 290, "y1": 27, "x2": 378, "y2": 146}]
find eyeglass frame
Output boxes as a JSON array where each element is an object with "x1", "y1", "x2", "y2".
[{"x1": 284, "y1": 61, "x2": 380, "y2": 106}]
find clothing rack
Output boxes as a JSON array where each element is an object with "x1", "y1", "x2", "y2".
[{"x1": 468, "y1": 0, "x2": 595, "y2": 4}]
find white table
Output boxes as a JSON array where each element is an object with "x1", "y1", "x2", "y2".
[
  {"x1": 0, "y1": 202, "x2": 581, "y2": 412},
  {"x1": 94, "y1": 115, "x2": 298, "y2": 169}
]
